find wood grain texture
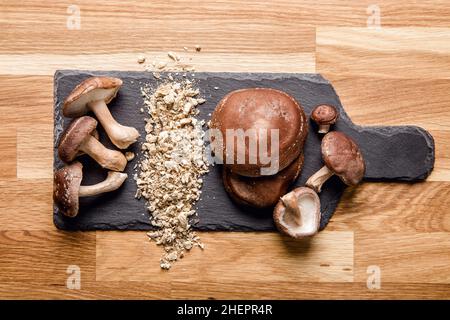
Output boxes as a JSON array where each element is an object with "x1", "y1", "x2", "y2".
[
  {"x1": 0, "y1": 128, "x2": 17, "y2": 179},
  {"x1": 96, "y1": 231, "x2": 354, "y2": 282},
  {"x1": 1, "y1": 281, "x2": 448, "y2": 300},
  {"x1": 0, "y1": 53, "x2": 316, "y2": 75},
  {"x1": 0, "y1": 231, "x2": 95, "y2": 282},
  {"x1": 317, "y1": 28, "x2": 450, "y2": 79},
  {"x1": 355, "y1": 232, "x2": 450, "y2": 284},
  {"x1": 0, "y1": 180, "x2": 53, "y2": 230},
  {"x1": 328, "y1": 182, "x2": 450, "y2": 233},
  {"x1": 0, "y1": 76, "x2": 53, "y2": 128},
  {"x1": 0, "y1": 0, "x2": 449, "y2": 299},
  {"x1": 17, "y1": 125, "x2": 53, "y2": 179}
]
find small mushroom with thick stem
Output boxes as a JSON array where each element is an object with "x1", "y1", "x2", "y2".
[
  {"x1": 53, "y1": 162, "x2": 128, "y2": 217},
  {"x1": 273, "y1": 187, "x2": 321, "y2": 239},
  {"x1": 311, "y1": 104, "x2": 338, "y2": 134},
  {"x1": 58, "y1": 116, "x2": 127, "y2": 172},
  {"x1": 63, "y1": 76, "x2": 140, "y2": 149},
  {"x1": 305, "y1": 131, "x2": 365, "y2": 193}
]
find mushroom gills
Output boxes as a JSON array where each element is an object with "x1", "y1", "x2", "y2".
[
  {"x1": 67, "y1": 88, "x2": 117, "y2": 118},
  {"x1": 280, "y1": 193, "x2": 320, "y2": 236}
]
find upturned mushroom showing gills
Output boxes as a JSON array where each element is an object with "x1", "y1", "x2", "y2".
[
  {"x1": 311, "y1": 104, "x2": 338, "y2": 134},
  {"x1": 306, "y1": 131, "x2": 365, "y2": 193},
  {"x1": 63, "y1": 76, "x2": 140, "y2": 149},
  {"x1": 53, "y1": 162, "x2": 128, "y2": 217},
  {"x1": 273, "y1": 187, "x2": 321, "y2": 239},
  {"x1": 58, "y1": 116, "x2": 127, "y2": 172}
]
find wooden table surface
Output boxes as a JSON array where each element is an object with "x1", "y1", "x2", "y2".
[{"x1": 1, "y1": 0, "x2": 450, "y2": 300}]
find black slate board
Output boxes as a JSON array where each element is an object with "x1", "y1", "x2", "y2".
[{"x1": 53, "y1": 70, "x2": 435, "y2": 231}]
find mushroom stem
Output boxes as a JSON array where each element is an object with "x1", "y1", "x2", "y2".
[
  {"x1": 318, "y1": 124, "x2": 330, "y2": 134},
  {"x1": 305, "y1": 165, "x2": 334, "y2": 193},
  {"x1": 281, "y1": 192, "x2": 302, "y2": 226},
  {"x1": 88, "y1": 100, "x2": 140, "y2": 149},
  {"x1": 79, "y1": 171, "x2": 128, "y2": 197},
  {"x1": 81, "y1": 135, "x2": 127, "y2": 171}
]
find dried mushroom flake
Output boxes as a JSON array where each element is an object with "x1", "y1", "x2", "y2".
[{"x1": 136, "y1": 80, "x2": 208, "y2": 270}]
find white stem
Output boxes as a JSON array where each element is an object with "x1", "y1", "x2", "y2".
[
  {"x1": 318, "y1": 124, "x2": 330, "y2": 134},
  {"x1": 281, "y1": 192, "x2": 302, "y2": 226},
  {"x1": 88, "y1": 100, "x2": 140, "y2": 149},
  {"x1": 79, "y1": 172, "x2": 127, "y2": 197},
  {"x1": 305, "y1": 165, "x2": 334, "y2": 193},
  {"x1": 81, "y1": 135, "x2": 127, "y2": 171}
]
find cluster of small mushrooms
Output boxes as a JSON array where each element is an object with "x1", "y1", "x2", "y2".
[
  {"x1": 211, "y1": 89, "x2": 365, "y2": 239},
  {"x1": 54, "y1": 76, "x2": 139, "y2": 217}
]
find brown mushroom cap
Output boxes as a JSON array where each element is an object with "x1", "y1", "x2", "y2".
[
  {"x1": 53, "y1": 162, "x2": 83, "y2": 217},
  {"x1": 311, "y1": 104, "x2": 338, "y2": 125},
  {"x1": 322, "y1": 131, "x2": 365, "y2": 186},
  {"x1": 210, "y1": 88, "x2": 308, "y2": 177},
  {"x1": 223, "y1": 153, "x2": 304, "y2": 208},
  {"x1": 273, "y1": 187, "x2": 321, "y2": 239},
  {"x1": 58, "y1": 116, "x2": 98, "y2": 163},
  {"x1": 63, "y1": 76, "x2": 123, "y2": 118}
]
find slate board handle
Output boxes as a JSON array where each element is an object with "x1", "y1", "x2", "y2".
[{"x1": 348, "y1": 124, "x2": 435, "y2": 181}]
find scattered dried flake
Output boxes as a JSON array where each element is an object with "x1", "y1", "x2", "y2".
[
  {"x1": 167, "y1": 51, "x2": 180, "y2": 62},
  {"x1": 137, "y1": 55, "x2": 146, "y2": 64},
  {"x1": 137, "y1": 80, "x2": 209, "y2": 270},
  {"x1": 142, "y1": 51, "x2": 195, "y2": 74}
]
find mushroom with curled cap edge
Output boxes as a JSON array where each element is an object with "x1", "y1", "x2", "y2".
[
  {"x1": 63, "y1": 76, "x2": 140, "y2": 149},
  {"x1": 223, "y1": 153, "x2": 304, "y2": 208},
  {"x1": 311, "y1": 104, "x2": 338, "y2": 134},
  {"x1": 58, "y1": 116, "x2": 127, "y2": 172},
  {"x1": 273, "y1": 187, "x2": 321, "y2": 239},
  {"x1": 53, "y1": 162, "x2": 128, "y2": 217},
  {"x1": 305, "y1": 131, "x2": 365, "y2": 193}
]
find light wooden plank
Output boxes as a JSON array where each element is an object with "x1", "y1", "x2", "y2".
[
  {"x1": 355, "y1": 232, "x2": 450, "y2": 284},
  {"x1": 0, "y1": 281, "x2": 172, "y2": 299},
  {"x1": 429, "y1": 131, "x2": 450, "y2": 181},
  {"x1": 17, "y1": 125, "x2": 53, "y2": 179},
  {"x1": 0, "y1": 128, "x2": 16, "y2": 179},
  {"x1": 0, "y1": 179, "x2": 53, "y2": 230},
  {"x1": 0, "y1": 230, "x2": 95, "y2": 282},
  {"x1": 327, "y1": 78, "x2": 450, "y2": 131},
  {"x1": 2, "y1": 1, "x2": 450, "y2": 57},
  {"x1": 0, "y1": 280, "x2": 448, "y2": 299},
  {"x1": 0, "y1": 0, "x2": 317, "y2": 55},
  {"x1": 0, "y1": 277, "x2": 449, "y2": 300},
  {"x1": 170, "y1": 281, "x2": 450, "y2": 300},
  {"x1": 0, "y1": 76, "x2": 53, "y2": 129},
  {"x1": 317, "y1": 28, "x2": 450, "y2": 79},
  {"x1": 96, "y1": 231, "x2": 354, "y2": 283},
  {"x1": 0, "y1": 52, "x2": 315, "y2": 75},
  {"x1": 328, "y1": 181, "x2": 450, "y2": 233}
]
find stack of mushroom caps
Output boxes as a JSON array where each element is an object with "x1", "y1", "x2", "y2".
[
  {"x1": 273, "y1": 104, "x2": 366, "y2": 239},
  {"x1": 54, "y1": 76, "x2": 139, "y2": 218},
  {"x1": 210, "y1": 88, "x2": 308, "y2": 209}
]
